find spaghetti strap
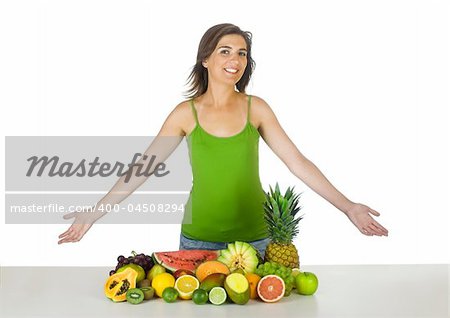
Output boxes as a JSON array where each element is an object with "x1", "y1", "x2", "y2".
[
  {"x1": 190, "y1": 99, "x2": 199, "y2": 125},
  {"x1": 247, "y1": 94, "x2": 252, "y2": 123}
]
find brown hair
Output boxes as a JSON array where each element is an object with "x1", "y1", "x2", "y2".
[{"x1": 184, "y1": 23, "x2": 256, "y2": 99}]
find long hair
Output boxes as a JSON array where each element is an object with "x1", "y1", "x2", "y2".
[{"x1": 184, "y1": 23, "x2": 256, "y2": 99}]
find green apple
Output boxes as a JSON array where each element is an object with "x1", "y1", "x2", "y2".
[
  {"x1": 295, "y1": 271, "x2": 318, "y2": 295},
  {"x1": 146, "y1": 264, "x2": 166, "y2": 283}
]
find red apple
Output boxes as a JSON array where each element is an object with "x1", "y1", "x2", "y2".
[{"x1": 173, "y1": 269, "x2": 195, "y2": 280}]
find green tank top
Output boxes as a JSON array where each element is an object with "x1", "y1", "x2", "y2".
[{"x1": 181, "y1": 94, "x2": 269, "y2": 242}]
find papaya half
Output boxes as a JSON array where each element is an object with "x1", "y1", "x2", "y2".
[{"x1": 104, "y1": 267, "x2": 137, "y2": 302}]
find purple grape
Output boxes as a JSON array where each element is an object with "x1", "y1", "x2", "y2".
[
  {"x1": 117, "y1": 255, "x2": 125, "y2": 262},
  {"x1": 109, "y1": 270, "x2": 116, "y2": 276}
]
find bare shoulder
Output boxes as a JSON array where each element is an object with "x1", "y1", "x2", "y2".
[
  {"x1": 158, "y1": 99, "x2": 194, "y2": 136},
  {"x1": 249, "y1": 95, "x2": 276, "y2": 128}
]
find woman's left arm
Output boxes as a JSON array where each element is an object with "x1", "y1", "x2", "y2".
[{"x1": 254, "y1": 97, "x2": 388, "y2": 237}]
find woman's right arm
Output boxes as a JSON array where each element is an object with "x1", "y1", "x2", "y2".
[{"x1": 57, "y1": 102, "x2": 189, "y2": 244}]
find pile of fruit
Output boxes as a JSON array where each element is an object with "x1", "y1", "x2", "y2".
[
  {"x1": 104, "y1": 183, "x2": 319, "y2": 305},
  {"x1": 104, "y1": 242, "x2": 318, "y2": 305}
]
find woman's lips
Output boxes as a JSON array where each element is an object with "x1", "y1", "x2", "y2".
[{"x1": 224, "y1": 68, "x2": 239, "y2": 74}]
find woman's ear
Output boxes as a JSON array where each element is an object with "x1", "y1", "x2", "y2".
[{"x1": 202, "y1": 60, "x2": 207, "y2": 68}]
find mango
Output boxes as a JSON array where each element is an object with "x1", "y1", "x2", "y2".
[
  {"x1": 224, "y1": 273, "x2": 250, "y2": 305},
  {"x1": 199, "y1": 273, "x2": 227, "y2": 292}
]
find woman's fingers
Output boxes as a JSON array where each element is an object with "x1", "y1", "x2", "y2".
[
  {"x1": 58, "y1": 234, "x2": 73, "y2": 244},
  {"x1": 371, "y1": 219, "x2": 389, "y2": 235},
  {"x1": 361, "y1": 228, "x2": 373, "y2": 236},
  {"x1": 367, "y1": 224, "x2": 384, "y2": 236},
  {"x1": 58, "y1": 226, "x2": 79, "y2": 244},
  {"x1": 58, "y1": 223, "x2": 91, "y2": 244},
  {"x1": 58, "y1": 231, "x2": 80, "y2": 244},
  {"x1": 58, "y1": 227, "x2": 73, "y2": 238},
  {"x1": 368, "y1": 208, "x2": 380, "y2": 216}
]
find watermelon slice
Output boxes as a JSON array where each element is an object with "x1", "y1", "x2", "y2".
[{"x1": 152, "y1": 250, "x2": 220, "y2": 273}]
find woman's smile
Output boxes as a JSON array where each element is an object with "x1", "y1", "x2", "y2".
[{"x1": 224, "y1": 67, "x2": 239, "y2": 74}]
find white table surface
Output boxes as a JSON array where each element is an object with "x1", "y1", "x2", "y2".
[{"x1": 0, "y1": 264, "x2": 448, "y2": 318}]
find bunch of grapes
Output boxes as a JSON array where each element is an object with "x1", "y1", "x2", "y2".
[
  {"x1": 109, "y1": 251, "x2": 154, "y2": 276},
  {"x1": 254, "y1": 261, "x2": 296, "y2": 296}
]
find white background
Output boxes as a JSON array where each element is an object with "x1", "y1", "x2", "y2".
[{"x1": 0, "y1": 0, "x2": 448, "y2": 266}]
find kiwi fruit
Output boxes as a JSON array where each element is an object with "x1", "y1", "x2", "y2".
[
  {"x1": 126, "y1": 288, "x2": 144, "y2": 304},
  {"x1": 140, "y1": 287, "x2": 155, "y2": 300},
  {"x1": 137, "y1": 279, "x2": 151, "y2": 288}
]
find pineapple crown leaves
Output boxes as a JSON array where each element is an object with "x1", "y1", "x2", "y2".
[{"x1": 263, "y1": 182, "x2": 304, "y2": 243}]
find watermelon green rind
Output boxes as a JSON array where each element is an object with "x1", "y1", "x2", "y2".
[{"x1": 152, "y1": 250, "x2": 220, "y2": 273}]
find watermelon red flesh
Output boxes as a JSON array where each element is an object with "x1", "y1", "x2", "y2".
[{"x1": 152, "y1": 250, "x2": 220, "y2": 272}]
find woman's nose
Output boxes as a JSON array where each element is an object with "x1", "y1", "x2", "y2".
[{"x1": 228, "y1": 53, "x2": 240, "y2": 63}]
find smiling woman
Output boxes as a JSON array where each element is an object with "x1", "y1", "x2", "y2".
[
  {"x1": 184, "y1": 24, "x2": 255, "y2": 99},
  {"x1": 58, "y1": 23, "x2": 388, "y2": 246}
]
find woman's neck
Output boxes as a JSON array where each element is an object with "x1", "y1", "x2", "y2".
[{"x1": 200, "y1": 84, "x2": 240, "y2": 109}]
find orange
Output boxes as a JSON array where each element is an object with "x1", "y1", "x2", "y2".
[
  {"x1": 174, "y1": 275, "x2": 200, "y2": 300},
  {"x1": 245, "y1": 272, "x2": 262, "y2": 299}
]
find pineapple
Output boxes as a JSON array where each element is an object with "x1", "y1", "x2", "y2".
[{"x1": 263, "y1": 183, "x2": 303, "y2": 268}]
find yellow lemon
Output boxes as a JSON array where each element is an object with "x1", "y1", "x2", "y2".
[
  {"x1": 151, "y1": 273, "x2": 175, "y2": 297},
  {"x1": 174, "y1": 275, "x2": 200, "y2": 300}
]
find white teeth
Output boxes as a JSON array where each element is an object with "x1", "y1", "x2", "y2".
[{"x1": 225, "y1": 68, "x2": 238, "y2": 73}]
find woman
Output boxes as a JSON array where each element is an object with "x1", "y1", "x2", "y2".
[{"x1": 58, "y1": 24, "x2": 388, "y2": 254}]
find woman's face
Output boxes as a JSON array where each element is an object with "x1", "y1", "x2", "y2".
[{"x1": 203, "y1": 34, "x2": 248, "y2": 86}]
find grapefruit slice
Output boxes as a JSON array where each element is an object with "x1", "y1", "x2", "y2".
[{"x1": 257, "y1": 275, "x2": 285, "y2": 303}]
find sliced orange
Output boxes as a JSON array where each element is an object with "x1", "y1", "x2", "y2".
[
  {"x1": 245, "y1": 272, "x2": 262, "y2": 299},
  {"x1": 174, "y1": 275, "x2": 200, "y2": 300}
]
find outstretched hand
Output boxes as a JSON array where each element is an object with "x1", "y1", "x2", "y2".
[
  {"x1": 57, "y1": 209, "x2": 96, "y2": 244},
  {"x1": 345, "y1": 203, "x2": 388, "y2": 236}
]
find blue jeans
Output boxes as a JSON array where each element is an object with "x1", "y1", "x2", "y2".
[{"x1": 179, "y1": 233, "x2": 270, "y2": 259}]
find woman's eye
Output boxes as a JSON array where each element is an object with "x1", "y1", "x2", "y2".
[
  {"x1": 239, "y1": 52, "x2": 247, "y2": 57},
  {"x1": 220, "y1": 50, "x2": 229, "y2": 54}
]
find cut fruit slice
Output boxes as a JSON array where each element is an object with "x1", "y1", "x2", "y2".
[
  {"x1": 126, "y1": 288, "x2": 144, "y2": 304},
  {"x1": 224, "y1": 273, "x2": 250, "y2": 305},
  {"x1": 217, "y1": 241, "x2": 259, "y2": 274},
  {"x1": 174, "y1": 275, "x2": 199, "y2": 300},
  {"x1": 227, "y1": 243, "x2": 237, "y2": 256},
  {"x1": 152, "y1": 250, "x2": 220, "y2": 273},
  {"x1": 195, "y1": 261, "x2": 230, "y2": 282},
  {"x1": 234, "y1": 241, "x2": 244, "y2": 254},
  {"x1": 209, "y1": 287, "x2": 227, "y2": 305},
  {"x1": 257, "y1": 275, "x2": 285, "y2": 303},
  {"x1": 199, "y1": 273, "x2": 227, "y2": 292}
]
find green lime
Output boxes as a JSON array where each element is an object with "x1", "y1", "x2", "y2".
[
  {"x1": 192, "y1": 288, "x2": 208, "y2": 305},
  {"x1": 162, "y1": 287, "x2": 179, "y2": 303},
  {"x1": 208, "y1": 287, "x2": 227, "y2": 305}
]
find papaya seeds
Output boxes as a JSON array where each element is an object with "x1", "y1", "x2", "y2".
[{"x1": 126, "y1": 288, "x2": 144, "y2": 304}]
